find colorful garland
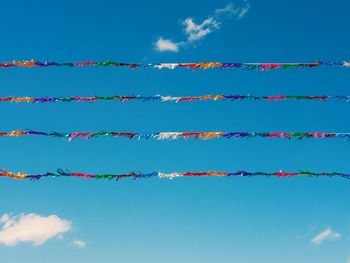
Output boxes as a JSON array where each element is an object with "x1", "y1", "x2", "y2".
[
  {"x1": 1, "y1": 169, "x2": 349, "y2": 180},
  {"x1": 2, "y1": 61, "x2": 350, "y2": 181},
  {"x1": 0, "y1": 60, "x2": 349, "y2": 70},
  {"x1": 1, "y1": 130, "x2": 350, "y2": 141},
  {"x1": 1, "y1": 95, "x2": 350, "y2": 103}
]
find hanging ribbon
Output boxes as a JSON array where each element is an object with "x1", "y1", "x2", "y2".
[
  {"x1": 0, "y1": 60, "x2": 349, "y2": 70},
  {"x1": 0, "y1": 95, "x2": 350, "y2": 103},
  {"x1": 1, "y1": 169, "x2": 348, "y2": 180},
  {"x1": 1, "y1": 130, "x2": 350, "y2": 141}
]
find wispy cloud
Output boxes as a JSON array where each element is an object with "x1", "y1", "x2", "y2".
[
  {"x1": 311, "y1": 228, "x2": 341, "y2": 246},
  {"x1": 0, "y1": 213, "x2": 71, "y2": 246},
  {"x1": 182, "y1": 17, "x2": 219, "y2": 42},
  {"x1": 155, "y1": 1, "x2": 250, "y2": 52},
  {"x1": 215, "y1": 1, "x2": 250, "y2": 18},
  {"x1": 73, "y1": 239, "x2": 86, "y2": 248}
]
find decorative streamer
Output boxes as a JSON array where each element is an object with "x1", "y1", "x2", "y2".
[
  {"x1": 1, "y1": 130, "x2": 350, "y2": 141},
  {"x1": 1, "y1": 169, "x2": 349, "y2": 180},
  {"x1": 1, "y1": 95, "x2": 350, "y2": 103},
  {"x1": 0, "y1": 60, "x2": 349, "y2": 70}
]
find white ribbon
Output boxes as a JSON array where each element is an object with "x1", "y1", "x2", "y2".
[
  {"x1": 156, "y1": 132, "x2": 183, "y2": 140},
  {"x1": 158, "y1": 172, "x2": 183, "y2": 179}
]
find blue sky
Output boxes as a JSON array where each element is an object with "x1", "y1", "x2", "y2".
[{"x1": 0, "y1": 0, "x2": 349, "y2": 262}]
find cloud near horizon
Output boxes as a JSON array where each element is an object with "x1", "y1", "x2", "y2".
[
  {"x1": 155, "y1": 1, "x2": 250, "y2": 52},
  {"x1": 0, "y1": 213, "x2": 71, "y2": 246},
  {"x1": 311, "y1": 228, "x2": 341, "y2": 246}
]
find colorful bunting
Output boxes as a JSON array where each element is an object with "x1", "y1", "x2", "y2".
[
  {"x1": 1, "y1": 95, "x2": 350, "y2": 103},
  {"x1": 2, "y1": 59, "x2": 349, "y2": 180},
  {"x1": 1, "y1": 169, "x2": 349, "y2": 181},
  {"x1": 1, "y1": 130, "x2": 350, "y2": 141},
  {"x1": 0, "y1": 60, "x2": 349, "y2": 70}
]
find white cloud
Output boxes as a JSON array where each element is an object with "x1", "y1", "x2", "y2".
[
  {"x1": 0, "y1": 213, "x2": 71, "y2": 246},
  {"x1": 155, "y1": 38, "x2": 179, "y2": 52},
  {"x1": 311, "y1": 228, "x2": 341, "y2": 246},
  {"x1": 183, "y1": 17, "x2": 219, "y2": 42},
  {"x1": 0, "y1": 214, "x2": 10, "y2": 223},
  {"x1": 73, "y1": 239, "x2": 86, "y2": 248},
  {"x1": 155, "y1": 1, "x2": 250, "y2": 52}
]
